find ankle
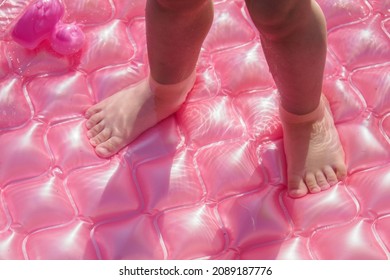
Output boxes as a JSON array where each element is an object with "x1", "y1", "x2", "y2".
[
  {"x1": 148, "y1": 71, "x2": 196, "y2": 104},
  {"x1": 279, "y1": 97, "x2": 325, "y2": 124}
]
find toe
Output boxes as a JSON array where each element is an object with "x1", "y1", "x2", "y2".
[
  {"x1": 288, "y1": 177, "x2": 308, "y2": 198},
  {"x1": 87, "y1": 122, "x2": 104, "y2": 139},
  {"x1": 85, "y1": 105, "x2": 101, "y2": 119},
  {"x1": 323, "y1": 165, "x2": 338, "y2": 185},
  {"x1": 95, "y1": 146, "x2": 111, "y2": 158},
  {"x1": 305, "y1": 173, "x2": 321, "y2": 193},
  {"x1": 90, "y1": 128, "x2": 111, "y2": 147},
  {"x1": 335, "y1": 163, "x2": 347, "y2": 181},
  {"x1": 95, "y1": 137, "x2": 122, "y2": 158},
  {"x1": 315, "y1": 171, "x2": 330, "y2": 190},
  {"x1": 85, "y1": 112, "x2": 104, "y2": 129}
]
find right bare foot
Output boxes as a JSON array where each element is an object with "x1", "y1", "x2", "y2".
[
  {"x1": 85, "y1": 73, "x2": 196, "y2": 158},
  {"x1": 280, "y1": 96, "x2": 347, "y2": 198}
]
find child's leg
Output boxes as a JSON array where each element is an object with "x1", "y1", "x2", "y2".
[
  {"x1": 85, "y1": 0, "x2": 213, "y2": 158},
  {"x1": 246, "y1": 0, "x2": 347, "y2": 197}
]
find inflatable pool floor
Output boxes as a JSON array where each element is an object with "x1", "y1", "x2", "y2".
[{"x1": 1, "y1": 0, "x2": 390, "y2": 259}]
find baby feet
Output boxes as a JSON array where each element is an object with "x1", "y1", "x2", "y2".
[
  {"x1": 280, "y1": 96, "x2": 347, "y2": 198},
  {"x1": 85, "y1": 73, "x2": 196, "y2": 158},
  {"x1": 12, "y1": 0, "x2": 64, "y2": 49}
]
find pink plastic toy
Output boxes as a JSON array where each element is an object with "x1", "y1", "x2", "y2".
[
  {"x1": 11, "y1": 0, "x2": 84, "y2": 55},
  {"x1": 51, "y1": 22, "x2": 85, "y2": 55},
  {"x1": 1, "y1": 0, "x2": 390, "y2": 260},
  {"x1": 11, "y1": 0, "x2": 64, "y2": 49}
]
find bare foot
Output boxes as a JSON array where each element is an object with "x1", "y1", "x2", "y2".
[
  {"x1": 280, "y1": 96, "x2": 347, "y2": 198},
  {"x1": 85, "y1": 73, "x2": 196, "y2": 158}
]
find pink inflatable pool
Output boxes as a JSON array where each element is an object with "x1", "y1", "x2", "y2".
[{"x1": 0, "y1": 0, "x2": 390, "y2": 260}]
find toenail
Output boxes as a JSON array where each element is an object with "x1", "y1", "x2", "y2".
[
  {"x1": 337, "y1": 172, "x2": 347, "y2": 181},
  {"x1": 289, "y1": 189, "x2": 306, "y2": 198},
  {"x1": 310, "y1": 186, "x2": 321, "y2": 193},
  {"x1": 321, "y1": 184, "x2": 331, "y2": 190},
  {"x1": 96, "y1": 146, "x2": 110, "y2": 157},
  {"x1": 328, "y1": 179, "x2": 338, "y2": 186},
  {"x1": 85, "y1": 122, "x2": 92, "y2": 129}
]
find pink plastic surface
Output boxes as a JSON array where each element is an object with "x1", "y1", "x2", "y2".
[{"x1": 0, "y1": 0, "x2": 390, "y2": 260}]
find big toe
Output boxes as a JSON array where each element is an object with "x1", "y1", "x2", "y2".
[
  {"x1": 288, "y1": 179, "x2": 308, "y2": 198},
  {"x1": 95, "y1": 137, "x2": 122, "y2": 158},
  {"x1": 95, "y1": 146, "x2": 111, "y2": 158},
  {"x1": 335, "y1": 163, "x2": 348, "y2": 181}
]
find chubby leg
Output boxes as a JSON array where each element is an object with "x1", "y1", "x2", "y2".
[
  {"x1": 85, "y1": 0, "x2": 213, "y2": 158},
  {"x1": 245, "y1": 0, "x2": 347, "y2": 197}
]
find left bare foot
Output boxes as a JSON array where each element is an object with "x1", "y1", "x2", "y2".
[
  {"x1": 280, "y1": 96, "x2": 347, "y2": 198},
  {"x1": 85, "y1": 73, "x2": 195, "y2": 158}
]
